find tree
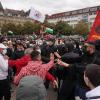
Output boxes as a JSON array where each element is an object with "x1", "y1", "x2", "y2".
[
  {"x1": 22, "y1": 21, "x2": 35, "y2": 34},
  {"x1": 1, "y1": 23, "x2": 17, "y2": 34},
  {"x1": 44, "y1": 20, "x2": 55, "y2": 29},
  {"x1": 15, "y1": 24, "x2": 23, "y2": 35},
  {"x1": 73, "y1": 21, "x2": 89, "y2": 35},
  {"x1": 54, "y1": 21, "x2": 73, "y2": 35},
  {"x1": 33, "y1": 23, "x2": 41, "y2": 35},
  {"x1": 21, "y1": 21, "x2": 42, "y2": 35}
]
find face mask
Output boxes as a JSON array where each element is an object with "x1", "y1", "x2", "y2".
[
  {"x1": 37, "y1": 49, "x2": 41, "y2": 53},
  {"x1": 2, "y1": 49, "x2": 7, "y2": 55}
]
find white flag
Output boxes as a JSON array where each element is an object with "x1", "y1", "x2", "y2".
[{"x1": 29, "y1": 8, "x2": 45, "y2": 23}]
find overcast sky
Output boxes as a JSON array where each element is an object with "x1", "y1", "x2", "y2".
[{"x1": 1, "y1": 0, "x2": 100, "y2": 15}]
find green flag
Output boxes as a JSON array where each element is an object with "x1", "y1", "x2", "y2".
[
  {"x1": 45, "y1": 28, "x2": 53, "y2": 34},
  {"x1": 8, "y1": 31, "x2": 13, "y2": 35}
]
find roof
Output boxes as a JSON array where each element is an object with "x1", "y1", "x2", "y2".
[
  {"x1": 0, "y1": 2, "x2": 3, "y2": 11},
  {"x1": 4, "y1": 9, "x2": 27, "y2": 17},
  {"x1": 5, "y1": 9, "x2": 23, "y2": 14},
  {"x1": 47, "y1": 5, "x2": 100, "y2": 19}
]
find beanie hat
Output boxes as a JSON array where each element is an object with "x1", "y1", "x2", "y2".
[{"x1": 16, "y1": 75, "x2": 47, "y2": 100}]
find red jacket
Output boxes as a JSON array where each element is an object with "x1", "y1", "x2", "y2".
[
  {"x1": 14, "y1": 60, "x2": 54, "y2": 85},
  {"x1": 9, "y1": 54, "x2": 31, "y2": 75},
  {"x1": 9, "y1": 55, "x2": 55, "y2": 84}
]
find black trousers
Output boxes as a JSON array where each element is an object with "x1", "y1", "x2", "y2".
[
  {"x1": 0, "y1": 79, "x2": 11, "y2": 100},
  {"x1": 57, "y1": 74, "x2": 76, "y2": 100}
]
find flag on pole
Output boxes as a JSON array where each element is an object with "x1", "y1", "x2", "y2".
[
  {"x1": 29, "y1": 8, "x2": 45, "y2": 23},
  {"x1": 87, "y1": 10, "x2": 100, "y2": 42},
  {"x1": 45, "y1": 28, "x2": 53, "y2": 34}
]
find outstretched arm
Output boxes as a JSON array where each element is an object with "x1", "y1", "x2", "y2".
[{"x1": 57, "y1": 59, "x2": 71, "y2": 67}]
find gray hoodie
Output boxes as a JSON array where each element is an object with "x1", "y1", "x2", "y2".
[{"x1": 16, "y1": 75, "x2": 47, "y2": 100}]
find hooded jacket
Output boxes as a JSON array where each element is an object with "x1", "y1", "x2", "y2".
[{"x1": 86, "y1": 86, "x2": 100, "y2": 100}]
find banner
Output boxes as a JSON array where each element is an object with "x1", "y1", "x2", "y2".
[
  {"x1": 29, "y1": 8, "x2": 45, "y2": 23},
  {"x1": 87, "y1": 10, "x2": 100, "y2": 42}
]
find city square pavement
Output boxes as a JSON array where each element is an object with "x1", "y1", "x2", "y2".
[{"x1": 11, "y1": 85, "x2": 57, "y2": 100}]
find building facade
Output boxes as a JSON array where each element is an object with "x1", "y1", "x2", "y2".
[
  {"x1": 47, "y1": 6, "x2": 100, "y2": 28},
  {"x1": 0, "y1": 2, "x2": 33, "y2": 29}
]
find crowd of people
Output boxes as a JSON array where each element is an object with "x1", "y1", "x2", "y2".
[{"x1": 0, "y1": 35, "x2": 100, "y2": 100}]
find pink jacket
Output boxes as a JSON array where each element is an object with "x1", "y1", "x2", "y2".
[{"x1": 14, "y1": 59, "x2": 54, "y2": 85}]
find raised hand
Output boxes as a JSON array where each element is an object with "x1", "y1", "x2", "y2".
[{"x1": 50, "y1": 53, "x2": 54, "y2": 61}]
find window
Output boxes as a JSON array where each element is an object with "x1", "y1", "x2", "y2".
[{"x1": 89, "y1": 13, "x2": 92, "y2": 15}]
